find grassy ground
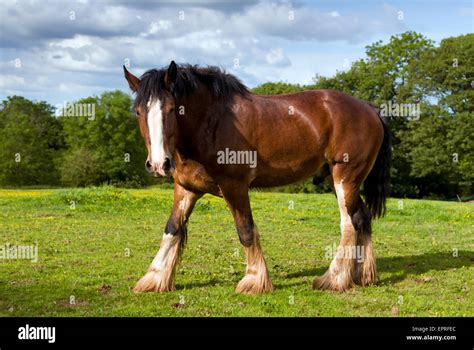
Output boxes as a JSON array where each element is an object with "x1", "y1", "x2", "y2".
[{"x1": 0, "y1": 186, "x2": 472, "y2": 317}]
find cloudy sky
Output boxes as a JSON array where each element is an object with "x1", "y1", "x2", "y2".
[{"x1": 0, "y1": 0, "x2": 472, "y2": 106}]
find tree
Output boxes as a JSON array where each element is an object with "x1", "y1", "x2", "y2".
[
  {"x1": 408, "y1": 33, "x2": 474, "y2": 114},
  {"x1": 312, "y1": 31, "x2": 434, "y2": 104},
  {"x1": 0, "y1": 96, "x2": 64, "y2": 186},
  {"x1": 58, "y1": 91, "x2": 150, "y2": 187},
  {"x1": 59, "y1": 147, "x2": 104, "y2": 187},
  {"x1": 402, "y1": 33, "x2": 474, "y2": 197},
  {"x1": 252, "y1": 82, "x2": 306, "y2": 94}
]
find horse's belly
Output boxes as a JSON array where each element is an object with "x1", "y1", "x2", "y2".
[{"x1": 250, "y1": 156, "x2": 326, "y2": 188}]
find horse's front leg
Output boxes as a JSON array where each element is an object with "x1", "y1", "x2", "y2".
[
  {"x1": 134, "y1": 184, "x2": 202, "y2": 293},
  {"x1": 219, "y1": 180, "x2": 273, "y2": 294}
]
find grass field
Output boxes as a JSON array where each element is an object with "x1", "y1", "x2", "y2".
[{"x1": 0, "y1": 186, "x2": 472, "y2": 317}]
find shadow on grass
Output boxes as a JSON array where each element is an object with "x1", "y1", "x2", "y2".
[
  {"x1": 284, "y1": 250, "x2": 473, "y2": 285},
  {"x1": 171, "y1": 251, "x2": 472, "y2": 291}
]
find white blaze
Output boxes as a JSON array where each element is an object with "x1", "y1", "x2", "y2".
[{"x1": 147, "y1": 98, "x2": 165, "y2": 166}]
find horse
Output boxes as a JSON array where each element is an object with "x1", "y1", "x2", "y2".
[{"x1": 123, "y1": 61, "x2": 391, "y2": 294}]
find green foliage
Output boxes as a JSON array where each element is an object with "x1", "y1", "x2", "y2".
[
  {"x1": 0, "y1": 96, "x2": 64, "y2": 186},
  {"x1": 363, "y1": 31, "x2": 434, "y2": 103},
  {"x1": 401, "y1": 112, "x2": 473, "y2": 197},
  {"x1": 311, "y1": 31, "x2": 434, "y2": 104},
  {"x1": 58, "y1": 147, "x2": 105, "y2": 187},
  {"x1": 252, "y1": 82, "x2": 306, "y2": 94},
  {"x1": 59, "y1": 91, "x2": 150, "y2": 187},
  {"x1": 408, "y1": 33, "x2": 474, "y2": 114},
  {"x1": 399, "y1": 33, "x2": 474, "y2": 198},
  {"x1": 447, "y1": 112, "x2": 474, "y2": 194}
]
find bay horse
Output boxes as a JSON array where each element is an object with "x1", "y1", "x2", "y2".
[{"x1": 123, "y1": 61, "x2": 391, "y2": 294}]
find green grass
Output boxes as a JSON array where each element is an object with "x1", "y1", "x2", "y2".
[{"x1": 0, "y1": 186, "x2": 472, "y2": 317}]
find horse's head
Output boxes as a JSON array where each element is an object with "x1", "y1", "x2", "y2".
[{"x1": 124, "y1": 61, "x2": 178, "y2": 177}]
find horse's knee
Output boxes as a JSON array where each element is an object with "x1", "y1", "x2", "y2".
[{"x1": 165, "y1": 216, "x2": 186, "y2": 236}]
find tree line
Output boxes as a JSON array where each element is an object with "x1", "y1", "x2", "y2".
[{"x1": 0, "y1": 32, "x2": 472, "y2": 199}]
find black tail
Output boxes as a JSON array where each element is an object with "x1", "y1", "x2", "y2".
[{"x1": 364, "y1": 116, "x2": 391, "y2": 219}]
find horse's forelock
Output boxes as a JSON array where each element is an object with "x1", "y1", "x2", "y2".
[{"x1": 134, "y1": 64, "x2": 249, "y2": 109}]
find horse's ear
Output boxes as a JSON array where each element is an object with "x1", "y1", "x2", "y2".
[
  {"x1": 164, "y1": 60, "x2": 177, "y2": 90},
  {"x1": 123, "y1": 66, "x2": 140, "y2": 92}
]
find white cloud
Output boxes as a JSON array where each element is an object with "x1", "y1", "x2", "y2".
[
  {"x1": 0, "y1": 75, "x2": 25, "y2": 89},
  {"x1": 265, "y1": 48, "x2": 290, "y2": 66},
  {"x1": 0, "y1": 0, "x2": 407, "y2": 105},
  {"x1": 146, "y1": 20, "x2": 173, "y2": 36},
  {"x1": 51, "y1": 35, "x2": 93, "y2": 49}
]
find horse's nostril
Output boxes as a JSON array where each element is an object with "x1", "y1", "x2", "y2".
[
  {"x1": 145, "y1": 160, "x2": 152, "y2": 172},
  {"x1": 163, "y1": 158, "x2": 171, "y2": 172}
]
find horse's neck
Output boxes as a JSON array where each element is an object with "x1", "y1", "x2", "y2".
[
  {"x1": 175, "y1": 90, "x2": 213, "y2": 148},
  {"x1": 175, "y1": 90, "x2": 254, "y2": 165}
]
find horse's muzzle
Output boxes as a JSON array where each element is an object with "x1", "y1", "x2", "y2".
[{"x1": 145, "y1": 158, "x2": 174, "y2": 177}]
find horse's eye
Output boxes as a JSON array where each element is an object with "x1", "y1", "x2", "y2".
[
  {"x1": 135, "y1": 111, "x2": 140, "y2": 117},
  {"x1": 169, "y1": 107, "x2": 175, "y2": 114}
]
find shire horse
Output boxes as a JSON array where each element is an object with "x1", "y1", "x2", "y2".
[{"x1": 124, "y1": 61, "x2": 391, "y2": 294}]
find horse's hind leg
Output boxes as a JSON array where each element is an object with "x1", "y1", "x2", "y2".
[
  {"x1": 354, "y1": 201, "x2": 378, "y2": 286},
  {"x1": 134, "y1": 184, "x2": 202, "y2": 293},
  {"x1": 313, "y1": 164, "x2": 376, "y2": 291}
]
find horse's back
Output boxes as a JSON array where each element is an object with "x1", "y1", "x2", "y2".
[
  {"x1": 250, "y1": 89, "x2": 382, "y2": 148},
  {"x1": 241, "y1": 89, "x2": 384, "y2": 187},
  {"x1": 255, "y1": 89, "x2": 384, "y2": 161}
]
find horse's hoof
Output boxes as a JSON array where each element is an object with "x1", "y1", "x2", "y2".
[
  {"x1": 133, "y1": 271, "x2": 175, "y2": 293},
  {"x1": 313, "y1": 271, "x2": 355, "y2": 292},
  {"x1": 235, "y1": 274, "x2": 274, "y2": 295}
]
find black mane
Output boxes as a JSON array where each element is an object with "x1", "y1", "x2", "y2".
[{"x1": 135, "y1": 64, "x2": 249, "y2": 109}]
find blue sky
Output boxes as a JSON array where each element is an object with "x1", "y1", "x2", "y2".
[{"x1": 0, "y1": 0, "x2": 472, "y2": 107}]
